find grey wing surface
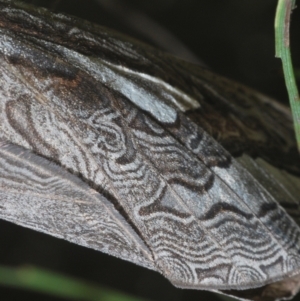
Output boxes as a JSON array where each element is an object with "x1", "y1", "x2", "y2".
[
  {"x1": 1, "y1": 1, "x2": 300, "y2": 298},
  {"x1": 0, "y1": 141, "x2": 155, "y2": 271}
]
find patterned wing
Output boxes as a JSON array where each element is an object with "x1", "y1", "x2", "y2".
[
  {"x1": 0, "y1": 141, "x2": 155, "y2": 270},
  {"x1": 1, "y1": 1, "x2": 300, "y2": 299}
]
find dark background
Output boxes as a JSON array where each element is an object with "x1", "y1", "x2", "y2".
[{"x1": 1, "y1": 1, "x2": 300, "y2": 301}]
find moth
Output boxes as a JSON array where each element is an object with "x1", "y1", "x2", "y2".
[{"x1": 0, "y1": 1, "x2": 300, "y2": 300}]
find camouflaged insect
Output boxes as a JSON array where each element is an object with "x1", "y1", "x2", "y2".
[{"x1": 1, "y1": 1, "x2": 300, "y2": 300}]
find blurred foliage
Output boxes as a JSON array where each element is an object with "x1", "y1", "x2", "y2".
[{"x1": 0, "y1": 265, "x2": 152, "y2": 301}]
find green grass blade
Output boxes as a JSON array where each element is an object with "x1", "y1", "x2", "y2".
[
  {"x1": 0, "y1": 265, "x2": 150, "y2": 301},
  {"x1": 217, "y1": 295, "x2": 236, "y2": 301},
  {"x1": 275, "y1": 0, "x2": 300, "y2": 151}
]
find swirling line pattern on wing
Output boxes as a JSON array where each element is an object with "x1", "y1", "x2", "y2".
[
  {"x1": 1, "y1": 1, "x2": 300, "y2": 297},
  {"x1": 1, "y1": 24, "x2": 300, "y2": 291},
  {"x1": 0, "y1": 0, "x2": 299, "y2": 175},
  {"x1": 0, "y1": 141, "x2": 154, "y2": 270}
]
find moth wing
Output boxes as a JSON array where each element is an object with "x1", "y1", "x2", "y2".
[
  {"x1": 1, "y1": 2, "x2": 300, "y2": 298},
  {"x1": 0, "y1": 141, "x2": 155, "y2": 271},
  {"x1": 1, "y1": 17, "x2": 300, "y2": 292}
]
